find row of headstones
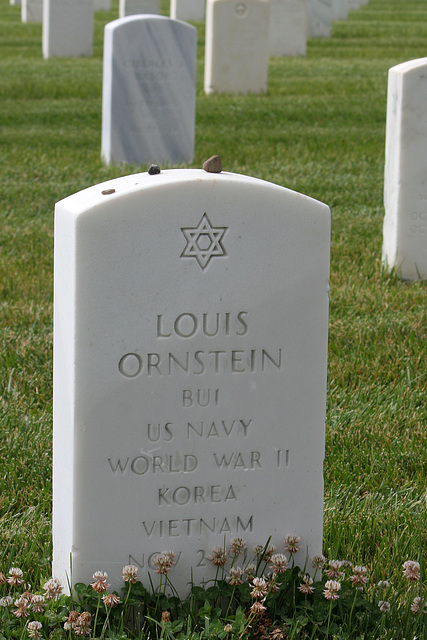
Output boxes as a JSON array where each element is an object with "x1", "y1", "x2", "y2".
[
  {"x1": 12, "y1": 0, "x2": 369, "y2": 58},
  {"x1": 10, "y1": 0, "x2": 424, "y2": 280}
]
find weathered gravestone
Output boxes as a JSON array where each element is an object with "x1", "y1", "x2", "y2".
[
  {"x1": 204, "y1": 0, "x2": 269, "y2": 94},
  {"x1": 331, "y1": 0, "x2": 348, "y2": 20},
  {"x1": 43, "y1": 0, "x2": 94, "y2": 59},
  {"x1": 269, "y1": 0, "x2": 307, "y2": 57},
  {"x1": 22, "y1": 0, "x2": 43, "y2": 23},
  {"x1": 307, "y1": 0, "x2": 331, "y2": 38},
  {"x1": 102, "y1": 16, "x2": 196, "y2": 166},
  {"x1": 119, "y1": 0, "x2": 160, "y2": 17},
  {"x1": 171, "y1": 0, "x2": 205, "y2": 22},
  {"x1": 95, "y1": 0, "x2": 112, "y2": 10},
  {"x1": 382, "y1": 58, "x2": 427, "y2": 281},
  {"x1": 53, "y1": 167, "x2": 331, "y2": 594}
]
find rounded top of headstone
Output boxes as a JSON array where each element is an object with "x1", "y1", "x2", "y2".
[{"x1": 203, "y1": 156, "x2": 222, "y2": 173}]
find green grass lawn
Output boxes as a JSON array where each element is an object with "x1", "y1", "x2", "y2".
[{"x1": 0, "y1": 0, "x2": 427, "y2": 636}]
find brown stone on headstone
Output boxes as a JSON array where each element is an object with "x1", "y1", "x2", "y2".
[{"x1": 203, "y1": 155, "x2": 222, "y2": 173}]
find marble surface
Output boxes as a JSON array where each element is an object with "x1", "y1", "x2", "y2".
[
  {"x1": 331, "y1": 0, "x2": 348, "y2": 20},
  {"x1": 53, "y1": 168, "x2": 330, "y2": 595},
  {"x1": 171, "y1": 0, "x2": 205, "y2": 22},
  {"x1": 269, "y1": 0, "x2": 307, "y2": 57},
  {"x1": 22, "y1": 0, "x2": 43, "y2": 22},
  {"x1": 43, "y1": 0, "x2": 94, "y2": 58},
  {"x1": 119, "y1": 0, "x2": 161, "y2": 17},
  {"x1": 95, "y1": 0, "x2": 112, "y2": 9},
  {"x1": 204, "y1": 0, "x2": 270, "y2": 94},
  {"x1": 307, "y1": 0, "x2": 331, "y2": 38},
  {"x1": 102, "y1": 16, "x2": 196, "y2": 165},
  {"x1": 382, "y1": 58, "x2": 427, "y2": 281}
]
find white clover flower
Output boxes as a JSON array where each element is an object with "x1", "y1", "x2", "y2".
[
  {"x1": 403, "y1": 560, "x2": 420, "y2": 582},
  {"x1": 251, "y1": 577, "x2": 268, "y2": 599},
  {"x1": 298, "y1": 575, "x2": 314, "y2": 595},
  {"x1": 326, "y1": 559, "x2": 344, "y2": 580},
  {"x1": 27, "y1": 621, "x2": 43, "y2": 638},
  {"x1": 311, "y1": 554, "x2": 327, "y2": 570},
  {"x1": 8, "y1": 567, "x2": 24, "y2": 587},
  {"x1": 284, "y1": 535, "x2": 301, "y2": 555},
  {"x1": 270, "y1": 553, "x2": 288, "y2": 574},
  {"x1": 153, "y1": 551, "x2": 175, "y2": 575},
  {"x1": 230, "y1": 537, "x2": 247, "y2": 555},
  {"x1": 227, "y1": 566, "x2": 244, "y2": 585},
  {"x1": 323, "y1": 580, "x2": 341, "y2": 601},
  {"x1": 378, "y1": 600, "x2": 391, "y2": 613},
  {"x1": 90, "y1": 571, "x2": 110, "y2": 593},
  {"x1": 209, "y1": 547, "x2": 227, "y2": 567},
  {"x1": 43, "y1": 578, "x2": 63, "y2": 599},
  {"x1": 122, "y1": 565, "x2": 138, "y2": 583}
]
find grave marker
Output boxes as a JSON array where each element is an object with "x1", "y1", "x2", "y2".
[
  {"x1": 53, "y1": 168, "x2": 330, "y2": 594},
  {"x1": 332, "y1": 0, "x2": 348, "y2": 20},
  {"x1": 101, "y1": 15, "x2": 196, "y2": 166},
  {"x1": 171, "y1": 0, "x2": 205, "y2": 22},
  {"x1": 95, "y1": 0, "x2": 112, "y2": 10},
  {"x1": 22, "y1": 0, "x2": 43, "y2": 23},
  {"x1": 269, "y1": 0, "x2": 307, "y2": 57},
  {"x1": 307, "y1": 0, "x2": 331, "y2": 38},
  {"x1": 119, "y1": 0, "x2": 160, "y2": 17},
  {"x1": 204, "y1": 0, "x2": 269, "y2": 94},
  {"x1": 43, "y1": 0, "x2": 94, "y2": 59},
  {"x1": 382, "y1": 57, "x2": 427, "y2": 281}
]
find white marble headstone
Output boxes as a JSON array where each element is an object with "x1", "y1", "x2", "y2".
[
  {"x1": 204, "y1": 0, "x2": 269, "y2": 94},
  {"x1": 101, "y1": 16, "x2": 196, "y2": 166},
  {"x1": 307, "y1": 0, "x2": 331, "y2": 38},
  {"x1": 119, "y1": 0, "x2": 160, "y2": 17},
  {"x1": 53, "y1": 168, "x2": 330, "y2": 595},
  {"x1": 22, "y1": 0, "x2": 43, "y2": 22},
  {"x1": 332, "y1": 0, "x2": 347, "y2": 20},
  {"x1": 95, "y1": 0, "x2": 112, "y2": 10},
  {"x1": 43, "y1": 0, "x2": 94, "y2": 59},
  {"x1": 382, "y1": 58, "x2": 427, "y2": 281},
  {"x1": 269, "y1": 0, "x2": 307, "y2": 57},
  {"x1": 171, "y1": 0, "x2": 205, "y2": 22}
]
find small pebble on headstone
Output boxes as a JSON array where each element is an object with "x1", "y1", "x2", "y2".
[{"x1": 203, "y1": 155, "x2": 222, "y2": 173}]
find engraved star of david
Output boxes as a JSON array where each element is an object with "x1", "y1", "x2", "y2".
[{"x1": 180, "y1": 213, "x2": 228, "y2": 271}]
